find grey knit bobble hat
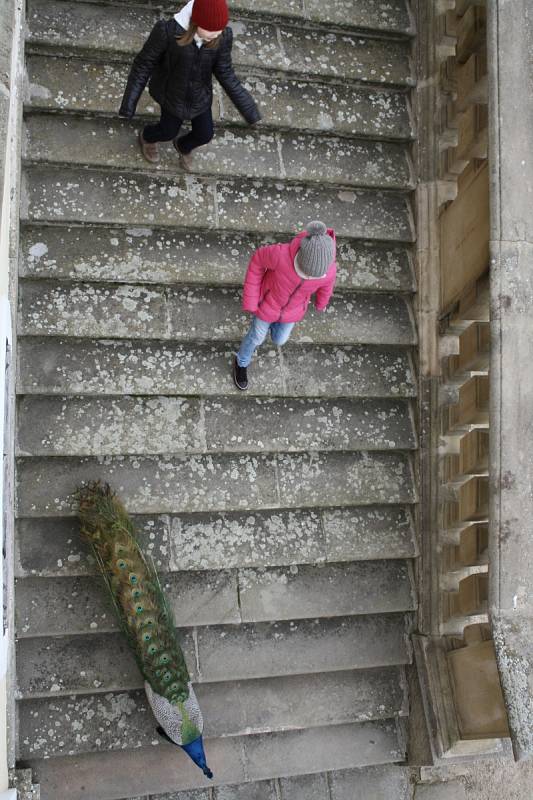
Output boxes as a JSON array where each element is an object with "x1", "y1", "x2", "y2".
[{"x1": 298, "y1": 221, "x2": 335, "y2": 278}]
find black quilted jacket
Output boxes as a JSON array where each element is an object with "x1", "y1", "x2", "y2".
[{"x1": 119, "y1": 19, "x2": 261, "y2": 124}]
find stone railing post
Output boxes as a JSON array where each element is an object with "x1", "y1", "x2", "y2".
[{"x1": 487, "y1": 0, "x2": 533, "y2": 763}]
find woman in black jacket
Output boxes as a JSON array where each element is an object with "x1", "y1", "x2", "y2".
[{"x1": 119, "y1": 0, "x2": 261, "y2": 168}]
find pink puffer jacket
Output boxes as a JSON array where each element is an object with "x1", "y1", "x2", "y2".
[{"x1": 241, "y1": 228, "x2": 337, "y2": 324}]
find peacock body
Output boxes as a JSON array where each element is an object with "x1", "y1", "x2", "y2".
[{"x1": 77, "y1": 482, "x2": 213, "y2": 778}]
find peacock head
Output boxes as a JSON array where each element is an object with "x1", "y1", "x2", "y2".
[{"x1": 156, "y1": 727, "x2": 213, "y2": 780}]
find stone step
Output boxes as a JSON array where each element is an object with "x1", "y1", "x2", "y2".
[
  {"x1": 17, "y1": 338, "x2": 417, "y2": 399},
  {"x1": 26, "y1": 56, "x2": 414, "y2": 141},
  {"x1": 24, "y1": 114, "x2": 415, "y2": 192},
  {"x1": 17, "y1": 395, "x2": 416, "y2": 456},
  {"x1": 15, "y1": 560, "x2": 415, "y2": 636},
  {"x1": 26, "y1": 0, "x2": 414, "y2": 87},
  {"x1": 23, "y1": 719, "x2": 406, "y2": 800},
  {"x1": 18, "y1": 283, "x2": 416, "y2": 345},
  {"x1": 39, "y1": 764, "x2": 413, "y2": 800},
  {"x1": 278, "y1": 765, "x2": 412, "y2": 800},
  {"x1": 16, "y1": 612, "x2": 412, "y2": 691},
  {"x1": 231, "y1": 0, "x2": 414, "y2": 35},
  {"x1": 16, "y1": 451, "x2": 417, "y2": 517},
  {"x1": 20, "y1": 225, "x2": 416, "y2": 293},
  {"x1": 18, "y1": 667, "x2": 407, "y2": 744},
  {"x1": 21, "y1": 167, "x2": 415, "y2": 241},
  {"x1": 30, "y1": 772, "x2": 414, "y2": 800},
  {"x1": 15, "y1": 505, "x2": 417, "y2": 578},
  {"x1": 414, "y1": 783, "x2": 467, "y2": 800},
  {"x1": 36, "y1": 761, "x2": 416, "y2": 800},
  {"x1": 61, "y1": 0, "x2": 416, "y2": 38}
]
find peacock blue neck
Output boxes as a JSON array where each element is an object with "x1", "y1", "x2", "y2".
[{"x1": 181, "y1": 735, "x2": 213, "y2": 779}]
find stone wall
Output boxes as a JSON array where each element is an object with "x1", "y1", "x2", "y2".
[
  {"x1": 0, "y1": 0, "x2": 24, "y2": 785},
  {"x1": 412, "y1": 0, "x2": 516, "y2": 762}
]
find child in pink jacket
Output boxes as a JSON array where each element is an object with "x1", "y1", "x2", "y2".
[{"x1": 233, "y1": 221, "x2": 337, "y2": 390}]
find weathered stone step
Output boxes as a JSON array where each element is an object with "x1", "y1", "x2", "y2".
[
  {"x1": 18, "y1": 668, "x2": 406, "y2": 757},
  {"x1": 24, "y1": 114, "x2": 415, "y2": 191},
  {"x1": 22, "y1": 167, "x2": 415, "y2": 242},
  {"x1": 17, "y1": 613, "x2": 411, "y2": 691},
  {"x1": 278, "y1": 766, "x2": 412, "y2": 800},
  {"x1": 17, "y1": 338, "x2": 417, "y2": 399},
  {"x1": 18, "y1": 282, "x2": 416, "y2": 345},
  {"x1": 61, "y1": 0, "x2": 416, "y2": 37},
  {"x1": 187, "y1": 765, "x2": 414, "y2": 800},
  {"x1": 16, "y1": 505, "x2": 417, "y2": 578},
  {"x1": 23, "y1": 719, "x2": 406, "y2": 800},
  {"x1": 17, "y1": 396, "x2": 416, "y2": 456},
  {"x1": 13, "y1": 765, "x2": 413, "y2": 800},
  {"x1": 16, "y1": 560, "x2": 415, "y2": 636},
  {"x1": 16, "y1": 451, "x2": 417, "y2": 517},
  {"x1": 20, "y1": 224, "x2": 416, "y2": 292},
  {"x1": 19, "y1": 667, "x2": 407, "y2": 736},
  {"x1": 26, "y1": 56, "x2": 414, "y2": 140},
  {"x1": 232, "y1": 0, "x2": 414, "y2": 35},
  {"x1": 26, "y1": 0, "x2": 414, "y2": 87}
]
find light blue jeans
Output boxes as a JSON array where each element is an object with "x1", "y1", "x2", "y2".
[{"x1": 236, "y1": 316, "x2": 295, "y2": 367}]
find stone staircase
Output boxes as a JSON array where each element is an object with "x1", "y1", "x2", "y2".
[{"x1": 15, "y1": 0, "x2": 418, "y2": 797}]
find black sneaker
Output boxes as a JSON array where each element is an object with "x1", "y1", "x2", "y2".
[{"x1": 233, "y1": 357, "x2": 248, "y2": 390}]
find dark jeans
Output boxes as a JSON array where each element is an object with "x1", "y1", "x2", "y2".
[{"x1": 142, "y1": 107, "x2": 214, "y2": 153}]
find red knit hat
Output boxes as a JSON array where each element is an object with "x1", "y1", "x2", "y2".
[{"x1": 191, "y1": 0, "x2": 229, "y2": 31}]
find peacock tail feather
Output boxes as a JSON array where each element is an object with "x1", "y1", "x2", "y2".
[{"x1": 76, "y1": 481, "x2": 204, "y2": 749}]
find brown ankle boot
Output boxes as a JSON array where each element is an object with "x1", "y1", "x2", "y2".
[
  {"x1": 173, "y1": 138, "x2": 194, "y2": 172},
  {"x1": 138, "y1": 130, "x2": 160, "y2": 164}
]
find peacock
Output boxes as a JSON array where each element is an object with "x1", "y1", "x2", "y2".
[{"x1": 76, "y1": 481, "x2": 213, "y2": 779}]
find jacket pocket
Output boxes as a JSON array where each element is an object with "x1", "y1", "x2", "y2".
[{"x1": 257, "y1": 289, "x2": 270, "y2": 310}]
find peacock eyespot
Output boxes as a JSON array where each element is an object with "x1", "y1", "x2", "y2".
[
  {"x1": 129, "y1": 574, "x2": 138, "y2": 585},
  {"x1": 162, "y1": 671, "x2": 172, "y2": 683},
  {"x1": 143, "y1": 632, "x2": 151, "y2": 642},
  {"x1": 132, "y1": 589, "x2": 142, "y2": 600},
  {"x1": 148, "y1": 644, "x2": 158, "y2": 655},
  {"x1": 117, "y1": 560, "x2": 127, "y2": 570},
  {"x1": 135, "y1": 605, "x2": 144, "y2": 614}
]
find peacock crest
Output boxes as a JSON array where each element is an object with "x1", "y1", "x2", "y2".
[{"x1": 76, "y1": 481, "x2": 213, "y2": 778}]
